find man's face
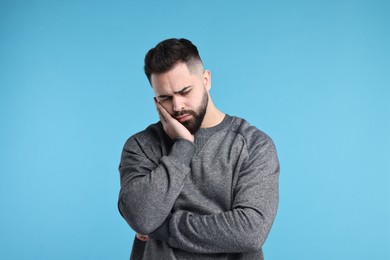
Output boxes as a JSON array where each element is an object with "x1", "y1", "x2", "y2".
[{"x1": 151, "y1": 62, "x2": 211, "y2": 134}]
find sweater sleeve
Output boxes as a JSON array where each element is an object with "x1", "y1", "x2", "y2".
[
  {"x1": 118, "y1": 136, "x2": 196, "y2": 235},
  {"x1": 155, "y1": 133, "x2": 280, "y2": 253}
]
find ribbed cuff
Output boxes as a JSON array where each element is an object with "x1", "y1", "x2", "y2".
[{"x1": 169, "y1": 138, "x2": 196, "y2": 165}]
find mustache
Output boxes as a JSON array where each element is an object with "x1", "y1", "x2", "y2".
[{"x1": 173, "y1": 110, "x2": 196, "y2": 118}]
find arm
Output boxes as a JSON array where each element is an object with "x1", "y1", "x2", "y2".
[
  {"x1": 118, "y1": 136, "x2": 195, "y2": 235},
  {"x1": 118, "y1": 99, "x2": 195, "y2": 235},
  {"x1": 151, "y1": 133, "x2": 280, "y2": 253}
]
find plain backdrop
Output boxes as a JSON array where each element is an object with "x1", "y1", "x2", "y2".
[{"x1": 1, "y1": 0, "x2": 389, "y2": 259}]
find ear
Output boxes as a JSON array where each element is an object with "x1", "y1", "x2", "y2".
[{"x1": 203, "y1": 70, "x2": 211, "y2": 91}]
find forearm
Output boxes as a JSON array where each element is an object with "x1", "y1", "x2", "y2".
[
  {"x1": 167, "y1": 208, "x2": 271, "y2": 253},
  {"x1": 118, "y1": 138, "x2": 195, "y2": 235}
]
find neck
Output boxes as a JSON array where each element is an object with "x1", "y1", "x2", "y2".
[{"x1": 201, "y1": 99, "x2": 225, "y2": 129}]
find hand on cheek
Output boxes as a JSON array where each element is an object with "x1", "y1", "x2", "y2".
[{"x1": 154, "y1": 98, "x2": 194, "y2": 142}]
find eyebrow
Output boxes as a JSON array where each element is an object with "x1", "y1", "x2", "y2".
[{"x1": 157, "y1": 86, "x2": 192, "y2": 99}]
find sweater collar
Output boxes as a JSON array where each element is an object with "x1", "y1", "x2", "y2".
[{"x1": 195, "y1": 114, "x2": 233, "y2": 136}]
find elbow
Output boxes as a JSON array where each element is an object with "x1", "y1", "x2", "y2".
[
  {"x1": 241, "y1": 232, "x2": 266, "y2": 252},
  {"x1": 238, "y1": 207, "x2": 277, "y2": 252},
  {"x1": 118, "y1": 195, "x2": 164, "y2": 235},
  {"x1": 237, "y1": 212, "x2": 269, "y2": 252},
  {"x1": 231, "y1": 225, "x2": 266, "y2": 252}
]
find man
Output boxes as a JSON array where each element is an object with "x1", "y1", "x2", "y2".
[{"x1": 118, "y1": 38, "x2": 280, "y2": 259}]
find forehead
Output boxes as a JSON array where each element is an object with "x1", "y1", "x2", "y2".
[{"x1": 150, "y1": 63, "x2": 199, "y2": 94}]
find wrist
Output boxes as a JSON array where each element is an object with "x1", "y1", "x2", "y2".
[{"x1": 185, "y1": 135, "x2": 194, "y2": 143}]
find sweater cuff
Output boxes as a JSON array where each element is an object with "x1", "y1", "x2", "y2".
[
  {"x1": 169, "y1": 138, "x2": 196, "y2": 165},
  {"x1": 148, "y1": 214, "x2": 172, "y2": 242}
]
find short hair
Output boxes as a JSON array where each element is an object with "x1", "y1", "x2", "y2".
[{"x1": 144, "y1": 38, "x2": 203, "y2": 83}]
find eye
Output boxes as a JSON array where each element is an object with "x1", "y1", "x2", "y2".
[
  {"x1": 158, "y1": 96, "x2": 172, "y2": 103},
  {"x1": 182, "y1": 89, "x2": 191, "y2": 95}
]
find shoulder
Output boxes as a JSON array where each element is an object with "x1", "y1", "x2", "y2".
[
  {"x1": 229, "y1": 116, "x2": 274, "y2": 144},
  {"x1": 122, "y1": 121, "x2": 169, "y2": 150},
  {"x1": 228, "y1": 116, "x2": 278, "y2": 159}
]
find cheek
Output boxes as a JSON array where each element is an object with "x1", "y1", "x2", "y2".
[
  {"x1": 190, "y1": 90, "x2": 205, "y2": 108},
  {"x1": 160, "y1": 101, "x2": 174, "y2": 115}
]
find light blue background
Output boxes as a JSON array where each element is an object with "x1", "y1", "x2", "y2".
[{"x1": 1, "y1": 0, "x2": 389, "y2": 259}]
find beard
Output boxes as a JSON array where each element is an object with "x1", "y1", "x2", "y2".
[{"x1": 173, "y1": 90, "x2": 208, "y2": 134}]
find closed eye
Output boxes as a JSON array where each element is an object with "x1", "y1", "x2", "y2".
[
  {"x1": 179, "y1": 87, "x2": 192, "y2": 95},
  {"x1": 157, "y1": 96, "x2": 171, "y2": 102},
  {"x1": 181, "y1": 89, "x2": 191, "y2": 95}
]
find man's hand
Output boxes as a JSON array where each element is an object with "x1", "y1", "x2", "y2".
[
  {"x1": 136, "y1": 233, "x2": 150, "y2": 241},
  {"x1": 154, "y1": 98, "x2": 194, "y2": 142}
]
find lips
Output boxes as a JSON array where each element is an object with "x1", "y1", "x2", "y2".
[{"x1": 176, "y1": 114, "x2": 191, "y2": 123}]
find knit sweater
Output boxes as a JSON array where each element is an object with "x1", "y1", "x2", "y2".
[{"x1": 118, "y1": 115, "x2": 280, "y2": 259}]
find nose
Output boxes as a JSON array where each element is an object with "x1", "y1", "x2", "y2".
[{"x1": 172, "y1": 96, "x2": 184, "y2": 112}]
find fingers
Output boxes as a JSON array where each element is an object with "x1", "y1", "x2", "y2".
[
  {"x1": 154, "y1": 98, "x2": 165, "y2": 121},
  {"x1": 154, "y1": 98, "x2": 170, "y2": 122},
  {"x1": 136, "y1": 233, "x2": 150, "y2": 241}
]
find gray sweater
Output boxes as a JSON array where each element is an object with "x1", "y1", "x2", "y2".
[{"x1": 118, "y1": 115, "x2": 279, "y2": 259}]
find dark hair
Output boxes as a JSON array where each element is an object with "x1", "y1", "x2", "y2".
[{"x1": 144, "y1": 38, "x2": 202, "y2": 83}]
